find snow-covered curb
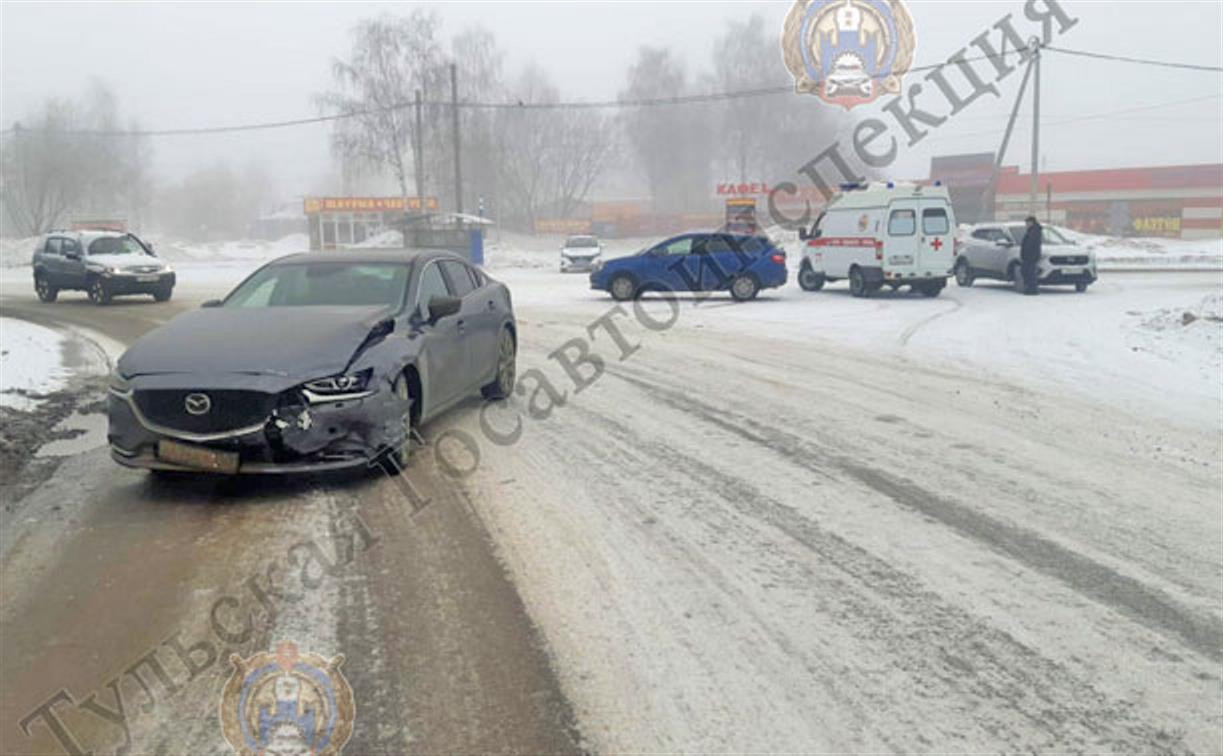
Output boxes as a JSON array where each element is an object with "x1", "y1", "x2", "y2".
[{"x1": 0, "y1": 318, "x2": 72, "y2": 410}]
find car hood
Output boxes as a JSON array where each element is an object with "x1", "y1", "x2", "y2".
[
  {"x1": 118, "y1": 305, "x2": 392, "y2": 380},
  {"x1": 87, "y1": 253, "x2": 165, "y2": 269},
  {"x1": 562, "y1": 247, "x2": 600, "y2": 255}
]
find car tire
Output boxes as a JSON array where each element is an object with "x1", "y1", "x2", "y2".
[
  {"x1": 481, "y1": 328, "x2": 517, "y2": 400},
  {"x1": 918, "y1": 280, "x2": 944, "y2": 297},
  {"x1": 954, "y1": 259, "x2": 974, "y2": 287},
  {"x1": 610, "y1": 274, "x2": 637, "y2": 301},
  {"x1": 153, "y1": 286, "x2": 173, "y2": 302},
  {"x1": 34, "y1": 274, "x2": 58, "y2": 303},
  {"x1": 849, "y1": 267, "x2": 870, "y2": 298},
  {"x1": 797, "y1": 264, "x2": 825, "y2": 292},
  {"x1": 1075, "y1": 282, "x2": 1089, "y2": 293},
  {"x1": 729, "y1": 274, "x2": 759, "y2": 302},
  {"x1": 381, "y1": 372, "x2": 413, "y2": 475},
  {"x1": 88, "y1": 278, "x2": 112, "y2": 305}
]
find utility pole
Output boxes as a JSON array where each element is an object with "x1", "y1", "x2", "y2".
[
  {"x1": 1029, "y1": 37, "x2": 1042, "y2": 217},
  {"x1": 413, "y1": 89, "x2": 424, "y2": 202},
  {"x1": 450, "y1": 62, "x2": 463, "y2": 216},
  {"x1": 982, "y1": 56, "x2": 1034, "y2": 221}
]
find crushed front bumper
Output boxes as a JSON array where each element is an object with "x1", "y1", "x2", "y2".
[{"x1": 107, "y1": 379, "x2": 408, "y2": 474}]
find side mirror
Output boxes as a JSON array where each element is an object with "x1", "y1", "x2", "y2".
[
  {"x1": 997, "y1": 239, "x2": 1014, "y2": 248},
  {"x1": 797, "y1": 227, "x2": 810, "y2": 241},
  {"x1": 202, "y1": 299, "x2": 222, "y2": 308},
  {"x1": 64, "y1": 250, "x2": 81, "y2": 260},
  {"x1": 426, "y1": 295, "x2": 461, "y2": 324}
]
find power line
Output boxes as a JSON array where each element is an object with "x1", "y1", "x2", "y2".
[
  {"x1": 0, "y1": 48, "x2": 1030, "y2": 137},
  {"x1": 1044, "y1": 45, "x2": 1223, "y2": 73},
  {"x1": 919, "y1": 93, "x2": 1223, "y2": 145},
  {"x1": 2, "y1": 44, "x2": 1217, "y2": 139}
]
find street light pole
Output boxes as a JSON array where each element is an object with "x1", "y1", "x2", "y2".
[
  {"x1": 1029, "y1": 38, "x2": 1042, "y2": 217},
  {"x1": 450, "y1": 62, "x2": 463, "y2": 217}
]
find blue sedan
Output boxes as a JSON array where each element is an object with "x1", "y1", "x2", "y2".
[{"x1": 589, "y1": 232, "x2": 787, "y2": 302}]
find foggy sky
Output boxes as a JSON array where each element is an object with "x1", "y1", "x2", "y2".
[{"x1": 3, "y1": 1, "x2": 1221, "y2": 204}]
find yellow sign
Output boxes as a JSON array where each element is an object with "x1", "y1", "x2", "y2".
[
  {"x1": 304, "y1": 197, "x2": 439, "y2": 214},
  {"x1": 535, "y1": 218, "x2": 592, "y2": 234},
  {"x1": 1132, "y1": 216, "x2": 1180, "y2": 234}
]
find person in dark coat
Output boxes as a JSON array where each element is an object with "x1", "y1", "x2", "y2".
[{"x1": 1019, "y1": 216, "x2": 1042, "y2": 295}]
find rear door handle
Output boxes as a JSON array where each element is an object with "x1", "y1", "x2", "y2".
[
  {"x1": 457, "y1": 319, "x2": 466, "y2": 333},
  {"x1": 487, "y1": 300, "x2": 496, "y2": 311}
]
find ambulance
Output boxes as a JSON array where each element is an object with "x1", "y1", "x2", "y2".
[{"x1": 797, "y1": 181, "x2": 956, "y2": 298}]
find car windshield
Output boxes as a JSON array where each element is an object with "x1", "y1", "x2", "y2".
[
  {"x1": 87, "y1": 236, "x2": 146, "y2": 256},
  {"x1": 1007, "y1": 225, "x2": 1071, "y2": 245},
  {"x1": 565, "y1": 236, "x2": 598, "y2": 248},
  {"x1": 224, "y1": 262, "x2": 411, "y2": 308}
]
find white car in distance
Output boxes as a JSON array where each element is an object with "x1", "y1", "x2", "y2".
[{"x1": 560, "y1": 235, "x2": 602, "y2": 273}]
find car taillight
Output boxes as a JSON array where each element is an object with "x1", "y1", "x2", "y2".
[
  {"x1": 874, "y1": 240, "x2": 883, "y2": 261},
  {"x1": 770, "y1": 253, "x2": 785, "y2": 264},
  {"x1": 953, "y1": 239, "x2": 962, "y2": 257}
]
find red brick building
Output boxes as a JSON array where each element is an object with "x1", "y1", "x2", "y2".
[{"x1": 992, "y1": 163, "x2": 1222, "y2": 239}]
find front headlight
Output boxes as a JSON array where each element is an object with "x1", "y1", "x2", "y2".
[
  {"x1": 302, "y1": 368, "x2": 374, "y2": 399},
  {"x1": 592, "y1": 260, "x2": 604, "y2": 272}
]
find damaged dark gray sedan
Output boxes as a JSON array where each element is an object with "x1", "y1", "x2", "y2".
[{"x1": 107, "y1": 249, "x2": 516, "y2": 474}]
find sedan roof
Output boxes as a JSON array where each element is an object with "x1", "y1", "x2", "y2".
[{"x1": 271, "y1": 248, "x2": 467, "y2": 265}]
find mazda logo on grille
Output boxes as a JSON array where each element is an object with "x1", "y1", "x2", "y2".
[{"x1": 184, "y1": 393, "x2": 212, "y2": 415}]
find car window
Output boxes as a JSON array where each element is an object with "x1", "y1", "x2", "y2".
[
  {"x1": 971, "y1": 228, "x2": 997, "y2": 241},
  {"x1": 414, "y1": 262, "x2": 452, "y2": 312},
  {"x1": 702, "y1": 236, "x2": 733, "y2": 254},
  {"x1": 60, "y1": 238, "x2": 81, "y2": 256},
  {"x1": 887, "y1": 209, "x2": 916, "y2": 236},
  {"x1": 87, "y1": 236, "x2": 145, "y2": 256},
  {"x1": 661, "y1": 237, "x2": 693, "y2": 255},
  {"x1": 440, "y1": 260, "x2": 476, "y2": 297},
  {"x1": 225, "y1": 262, "x2": 410, "y2": 308},
  {"x1": 1042, "y1": 226, "x2": 1070, "y2": 244},
  {"x1": 565, "y1": 236, "x2": 598, "y2": 248},
  {"x1": 739, "y1": 236, "x2": 768, "y2": 254},
  {"x1": 922, "y1": 208, "x2": 949, "y2": 235},
  {"x1": 44, "y1": 238, "x2": 61, "y2": 255}
]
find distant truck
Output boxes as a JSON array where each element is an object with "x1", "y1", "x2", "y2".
[{"x1": 797, "y1": 182, "x2": 956, "y2": 298}]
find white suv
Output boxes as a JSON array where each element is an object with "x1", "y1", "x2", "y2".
[
  {"x1": 559, "y1": 235, "x2": 602, "y2": 273},
  {"x1": 955, "y1": 222, "x2": 1097, "y2": 292}
]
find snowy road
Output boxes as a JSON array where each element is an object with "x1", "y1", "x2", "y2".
[{"x1": 1, "y1": 269, "x2": 1220, "y2": 753}]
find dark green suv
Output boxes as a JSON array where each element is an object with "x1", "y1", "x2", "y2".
[{"x1": 32, "y1": 230, "x2": 175, "y2": 305}]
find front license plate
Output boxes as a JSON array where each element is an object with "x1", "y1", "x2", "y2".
[
  {"x1": 157, "y1": 439, "x2": 239, "y2": 473},
  {"x1": 137, "y1": 275, "x2": 159, "y2": 282}
]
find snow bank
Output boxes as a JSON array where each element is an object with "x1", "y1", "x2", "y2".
[
  {"x1": 482, "y1": 231, "x2": 655, "y2": 271},
  {"x1": 1061, "y1": 229, "x2": 1222, "y2": 269},
  {"x1": 0, "y1": 233, "x2": 310, "y2": 270},
  {"x1": 0, "y1": 237, "x2": 39, "y2": 269},
  {"x1": 0, "y1": 318, "x2": 70, "y2": 410},
  {"x1": 145, "y1": 233, "x2": 309, "y2": 264}
]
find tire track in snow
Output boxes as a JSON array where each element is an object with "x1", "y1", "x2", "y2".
[
  {"x1": 605, "y1": 367, "x2": 1223, "y2": 665},
  {"x1": 898, "y1": 293, "x2": 964, "y2": 347},
  {"x1": 555, "y1": 398, "x2": 1187, "y2": 752}
]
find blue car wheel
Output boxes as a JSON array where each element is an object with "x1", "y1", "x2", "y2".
[{"x1": 610, "y1": 273, "x2": 637, "y2": 301}]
